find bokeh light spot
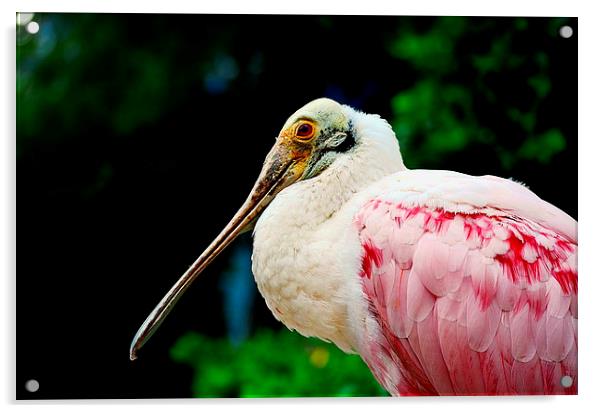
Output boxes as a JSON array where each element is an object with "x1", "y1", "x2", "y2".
[{"x1": 309, "y1": 347, "x2": 330, "y2": 368}]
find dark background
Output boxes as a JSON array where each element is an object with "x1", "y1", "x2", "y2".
[{"x1": 17, "y1": 14, "x2": 577, "y2": 399}]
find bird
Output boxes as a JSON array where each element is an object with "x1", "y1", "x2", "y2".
[{"x1": 130, "y1": 98, "x2": 577, "y2": 396}]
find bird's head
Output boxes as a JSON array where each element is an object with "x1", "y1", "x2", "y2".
[
  {"x1": 130, "y1": 98, "x2": 381, "y2": 360},
  {"x1": 275, "y1": 97, "x2": 356, "y2": 181},
  {"x1": 241, "y1": 98, "x2": 356, "y2": 208}
]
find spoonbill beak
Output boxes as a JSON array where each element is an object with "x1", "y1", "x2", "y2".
[{"x1": 129, "y1": 139, "x2": 309, "y2": 360}]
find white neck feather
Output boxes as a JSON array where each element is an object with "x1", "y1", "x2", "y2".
[{"x1": 251, "y1": 108, "x2": 404, "y2": 351}]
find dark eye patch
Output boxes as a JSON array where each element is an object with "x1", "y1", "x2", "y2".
[{"x1": 329, "y1": 120, "x2": 355, "y2": 153}]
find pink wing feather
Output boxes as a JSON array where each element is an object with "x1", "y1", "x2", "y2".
[{"x1": 354, "y1": 198, "x2": 577, "y2": 396}]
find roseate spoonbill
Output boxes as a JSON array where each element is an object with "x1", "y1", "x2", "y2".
[{"x1": 130, "y1": 98, "x2": 577, "y2": 396}]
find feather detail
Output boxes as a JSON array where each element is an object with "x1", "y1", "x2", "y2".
[
  {"x1": 355, "y1": 194, "x2": 577, "y2": 396},
  {"x1": 510, "y1": 303, "x2": 537, "y2": 362},
  {"x1": 467, "y1": 294, "x2": 502, "y2": 352},
  {"x1": 511, "y1": 357, "x2": 544, "y2": 395},
  {"x1": 407, "y1": 268, "x2": 436, "y2": 322},
  {"x1": 386, "y1": 268, "x2": 414, "y2": 338},
  {"x1": 415, "y1": 312, "x2": 455, "y2": 395}
]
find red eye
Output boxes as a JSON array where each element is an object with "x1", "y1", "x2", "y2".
[{"x1": 296, "y1": 122, "x2": 315, "y2": 139}]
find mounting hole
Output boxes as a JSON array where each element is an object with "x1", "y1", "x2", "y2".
[
  {"x1": 559, "y1": 26, "x2": 573, "y2": 39},
  {"x1": 561, "y1": 375, "x2": 573, "y2": 388},
  {"x1": 25, "y1": 379, "x2": 39, "y2": 393}
]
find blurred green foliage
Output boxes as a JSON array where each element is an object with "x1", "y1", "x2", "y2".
[
  {"x1": 388, "y1": 17, "x2": 573, "y2": 170},
  {"x1": 171, "y1": 329, "x2": 387, "y2": 397},
  {"x1": 17, "y1": 16, "x2": 576, "y2": 208}
]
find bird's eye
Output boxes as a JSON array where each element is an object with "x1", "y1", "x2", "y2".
[{"x1": 295, "y1": 122, "x2": 315, "y2": 140}]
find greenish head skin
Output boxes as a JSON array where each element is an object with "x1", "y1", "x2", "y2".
[{"x1": 278, "y1": 98, "x2": 357, "y2": 180}]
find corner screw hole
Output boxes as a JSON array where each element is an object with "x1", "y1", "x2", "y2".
[
  {"x1": 25, "y1": 379, "x2": 39, "y2": 393},
  {"x1": 559, "y1": 26, "x2": 573, "y2": 39},
  {"x1": 561, "y1": 375, "x2": 573, "y2": 388}
]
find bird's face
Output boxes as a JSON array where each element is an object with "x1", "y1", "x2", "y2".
[
  {"x1": 275, "y1": 97, "x2": 355, "y2": 181},
  {"x1": 130, "y1": 98, "x2": 356, "y2": 359}
]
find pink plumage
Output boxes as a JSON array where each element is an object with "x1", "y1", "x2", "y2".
[
  {"x1": 354, "y1": 200, "x2": 577, "y2": 396},
  {"x1": 129, "y1": 99, "x2": 577, "y2": 398}
]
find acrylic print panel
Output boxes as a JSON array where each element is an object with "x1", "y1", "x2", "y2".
[{"x1": 16, "y1": 13, "x2": 577, "y2": 399}]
